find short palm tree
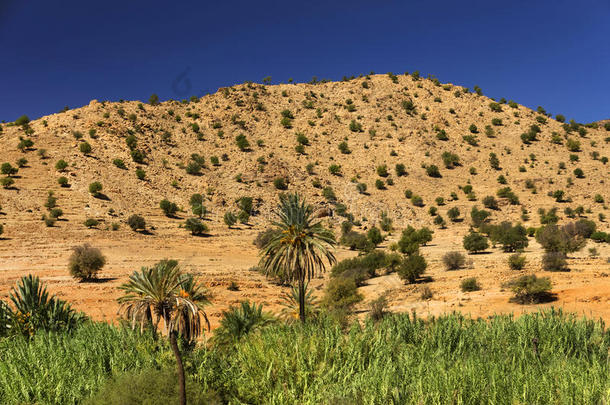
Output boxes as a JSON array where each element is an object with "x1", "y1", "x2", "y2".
[
  {"x1": 3, "y1": 274, "x2": 84, "y2": 336},
  {"x1": 259, "y1": 193, "x2": 336, "y2": 323},
  {"x1": 118, "y1": 260, "x2": 209, "y2": 405},
  {"x1": 279, "y1": 282, "x2": 319, "y2": 322},
  {"x1": 212, "y1": 300, "x2": 275, "y2": 348}
]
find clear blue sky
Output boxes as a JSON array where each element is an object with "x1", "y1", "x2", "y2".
[{"x1": 1, "y1": 0, "x2": 608, "y2": 123}]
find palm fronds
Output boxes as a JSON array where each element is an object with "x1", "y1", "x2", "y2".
[
  {"x1": 3, "y1": 274, "x2": 85, "y2": 336},
  {"x1": 118, "y1": 260, "x2": 210, "y2": 341},
  {"x1": 259, "y1": 193, "x2": 336, "y2": 282},
  {"x1": 212, "y1": 301, "x2": 275, "y2": 348},
  {"x1": 279, "y1": 283, "x2": 319, "y2": 321}
]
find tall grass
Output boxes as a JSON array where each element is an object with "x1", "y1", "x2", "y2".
[
  {"x1": 0, "y1": 322, "x2": 172, "y2": 404},
  {"x1": 1, "y1": 310, "x2": 609, "y2": 404},
  {"x1": 199, "y1": 309, "x2": 610, "y2": 404}
]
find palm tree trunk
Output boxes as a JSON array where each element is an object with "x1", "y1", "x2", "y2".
[
  {"x1": 298, "y1": 278, "x2": 306, "y2": 323},
  {"x1": 170, "y1": 331, "x2": 187, "y2": 405}
]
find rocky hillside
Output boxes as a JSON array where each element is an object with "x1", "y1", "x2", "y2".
[{"x1": 1, "y1": 73, "x2": 609, "y2": 239}]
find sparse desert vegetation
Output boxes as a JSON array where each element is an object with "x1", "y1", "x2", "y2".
[{"x1": 0, "y1": 73, "x2": 609, "y2": 404}]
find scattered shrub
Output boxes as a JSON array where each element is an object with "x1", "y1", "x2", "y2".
[
  {"x1": 185, "y1": 161, "x2": 202, "y2": 175},
  {"x1": 349, "y1": 120, "x2": 362, "y2": 132},
  {"x1": 397, "y1": 254, "x2": 427, "y2": 284},
  {"x1": 273, "y1": 177, "x2": 288, "y2": 190},
  {"x1": 338, "y1": 142, "x2": 351, "y2": 154},
  {"x1": 135, "y1": 168, "x2": 146, "y2": 180},
  {"x1": 441, "y1": 152, "x2": 460, "y2": 169},
  {"x1": 508, "y1": 254, "x2": 527, "y2": 270},
  {"x1": 505, "y1": 274, "x2": 552, "y2": 304},
  {"x1": 489, "y1": 153, "x2": 500, "y2": 170},
  {"x1": 426, "y1": 165, "x2": 441, "y2": 177},
  {"x1": 83, "y1": 218, "x2": 99, "y2": 228},
  {"x1": 79, "y1": 142, "x2": 92, "y2": 155},
  {"x1": 68, "y1": 244, "x2": 106, "y2": 281},
  {"x1": 536, "y1": 224, "x2": 586, "y2": 254},
  {"x1": 461, "y1": 278, "x2": 480, "y2": 292},
  {"x1": 130, "y1": 150, "x2": 145, "y2": 164},
  {"x1": 463, "y1": 232, "x2": 489, "y2": 253},
  {"x1": 447, "y1": 207, "x2": 460, "y2": 222},
  {"x1": 1, "y1": 163, "x2": 18, "y2": 176},
  {"x1": 443, "y1": 251, "x2": 465, "y2": 270},
  {"x1": 88, "y1": 182, "x2": 103, "y2": 197},
  {"x1": 159, "y1": 199, "x2": 178, "y2": 216},
  {"x1": 113, "y1": 159, "x2": 126, "y2": 169},
  {"x1": 340, "y1": 231, "x2": 374, "y2": 251},
  {"x1": 376, "y1": 165, "x2": 388, "y2": 177},
  {"x1": 542, "y1": 252, "x2": 568, "y2": 271},
  {"x1": 329, "y1": 164, "x2": 341, "y2": 175},
  {"x1": 56, "y1": 176, "x2": 71, "y2": 192},
  {"x1": 235, "y1": 134, "x2": 250, "y2": 151},
  {"x1": 369, "y1": 295, "x2": 388, "y2": 321},
  {"x1": 184, "y1": 217, "x2": 208, "y2": 235},
  {"x1": 487, "y1": 222, "x2": 529, "y2": 252},
  {"x1": 253, "y1": 228, "x2": 280, "y2": 249},
  {"x1": 367, "y1": 226, "x2": 383, "y2": 246},
  {"x1": 55, "y1": 160, "x2": 69, "y2": 171},
  {"x1": 321, "y1": 276, "x2": 362, "y2": 311},
  {"x1": 224, "y1": 211, "x2": 237, "y2": 228},
  {"x1": 127, "y1": 215, "x2": 146, "y2": 232},
  {"x1": 397, "y1": 226, "x2": 433, "y2": 254}
]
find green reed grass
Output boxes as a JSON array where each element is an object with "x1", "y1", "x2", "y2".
[
  {"x1": 1, "y1": 309, "x2": 609, "y2": 404},
  {"x1": 198, "y1": 309, "x2": 610, "y2": 404},
  {"x1": 0, "y1": 322, "x2": 172, "y2": 404}
]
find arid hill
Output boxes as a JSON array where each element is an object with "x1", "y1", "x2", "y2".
[{"x1": 0, "y1": 73, "x2": 609, "y2": 326}]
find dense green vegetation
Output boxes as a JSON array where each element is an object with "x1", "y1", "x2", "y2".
[{"x1": 1, "y1": 310, "x2": 609, "y2": 404}]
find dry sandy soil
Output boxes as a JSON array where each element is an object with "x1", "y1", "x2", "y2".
[
  {"x1": 0, "y1": 221, "x2": 609, "y2": 329},
  {"x1": 0, "y1": 73, "x2": 609, "y2": 328}
]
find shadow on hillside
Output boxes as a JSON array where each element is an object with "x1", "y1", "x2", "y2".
[
  {"x1": 509, "y1": 292, "x2": 558, "y2": 305},
  {"x1": 93, "y1": 193, "x2": 111, "y2": 201},
  {"x1": 82, "y1": 277, "x2": 118, "y2": 284},
  {"x1": 192, "y1": 233, "x2": 213, "y2": 238},
  {"x1": 415, "y1": 276, "x2": 434, "y2": 284}
]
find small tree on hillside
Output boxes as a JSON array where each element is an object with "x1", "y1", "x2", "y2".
[
  {"x1": 184, "y1": 218, "x2": 208, "y2": 235},
  {"x1": 224, "y1": 211, "x2": 237, "y2": 228},
  {"x1": 463, "y1": 231, "x2": 489, "y2": 253},
  {"x1": 127, "y1": 214, "x2": 146, "y2": 232},
  {"x1": 148, "y1": 93, "x2": 160, "y2": 105},
  {"x1": 160, "y1": 199, "x2": 178, "y2": 217},
  {"x1": 88, "y1": 182, "x2": 103, "y2": 197},
  {"x1": 68, "y1": 244, "x2": 106, "y2": 281},
  {"x1": 447, "y1": 207, "x2": 461, "y2": 222}
]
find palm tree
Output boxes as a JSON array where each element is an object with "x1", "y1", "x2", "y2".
[
  {"x1": 212, "y1": 301, "x2": 275, "y2": 348},
  {"x1": 279, "y1": 282, "x2": 319, "y2": 322},
  {"x1": 4, "y1": 275, "x2": 84, "y2": 336},
  {"x1": 259, "y1": 193, "x2": 336, "y2": 323},
  {"x1": 118, "y1": 260, "x2": 209, "y2": 405}
]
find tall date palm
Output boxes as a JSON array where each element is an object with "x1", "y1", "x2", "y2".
[
  {"x1": 259, "y1": 193, "x2": 336, "y2": 323},
  {"x1": 118, "y1": 260, "x2": 209, "y2": 405}
]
